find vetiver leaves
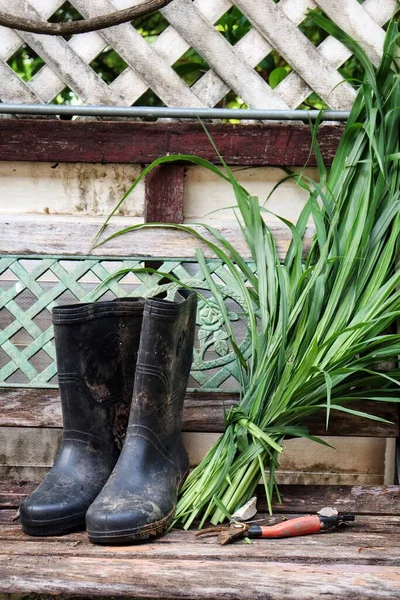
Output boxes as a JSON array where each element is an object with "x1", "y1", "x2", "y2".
[{"x1": 99, "y1": 16, "x2": 400, "y2": 526}]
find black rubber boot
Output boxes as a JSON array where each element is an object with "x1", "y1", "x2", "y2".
[
  {"x1": 86, "y1": 289, "x2": 197, "y2": 544},
  {"x1": 20, "y1": 298, "x2": 145, "y2": 536}
]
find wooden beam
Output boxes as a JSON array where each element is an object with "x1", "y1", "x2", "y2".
[
  {"x1": 145, "y1": 164, "x2": 185, "y2": 223},
  {"x1": 0, "y1": 120, "x2": 343, "y2": 166},
  {"x1": 0, "y1": 388, "x2": 398, "y2": 437},
  {"x1": 0, "y1": 214, "x2": 314, "y2": 260}
]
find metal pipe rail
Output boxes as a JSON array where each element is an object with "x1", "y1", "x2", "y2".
[{"x1": 0, "y1": 103, "x2": 350, "y2": 121}]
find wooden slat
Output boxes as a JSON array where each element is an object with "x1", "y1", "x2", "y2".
[
  {"x1": 145, "y1": 165, "x2": 185, "y2": 224},
  {"x1": 2, "y1": 477, "x2": 400, "y2": 516},
  {"x1": 0, "y1": 480, "x2": 37, "y2": 509},
  {"x1": 235, "y1": 0, "x2": 356, "y2": 110},
  {"x1": 0, "y1": 543, "x2": 399, "y2": 598},
  {"x1": 190, "y1": 0, "x2": 308, "y2": 108},
  {"x1": 0, "y1": 509, "x2": 18, "y2": 524},
  {"x1": 1, "y1": 0, "x2": 121, "y2": 107},
  {"x1": 276, "y1": 0, "x2": 395, "y2": 110},
  {"x1": 73, "y1": 0, "x2": 206, "y2": 109},
  {"x1": 0, "y1": 388, "x2": 398, "y2": 437},
  {"x1": 162, "y1": 0, "x2": 289, "y2": 110},
  {"x1": 0, "y1": 60, "x2": 41, "y2": 104},
  {"x1": 0, "y1": 514, "x2": 400, "y2": 559},
  {"x1": 0, "y1": 1, "x2": 109, "y2": 106},
  {"x1": 0, "y1": 121, "x2": 344, "y2": 165},
  {"x1": 0, "y1": 507, "x2": 399, "y2": 599},
  {"x1": 0, "y1": 214, "x2": 314, "y2": 260},
  {"x1": 269, "y1": 484, "x2": 400, "y2": 516},
  {"x1": 317, "y1": 0, "x2": 385, "y2": 66}
]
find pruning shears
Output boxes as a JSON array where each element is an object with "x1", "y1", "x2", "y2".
[{"x1": 196, "y1": 506, "x2": 355, "y2": 545}]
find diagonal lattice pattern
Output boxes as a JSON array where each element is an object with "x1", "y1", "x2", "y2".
[
  {"x1": 0, "y1": 0, "x2": 395, "y2": 110},
  {"x1": 0, "y1": 256, "x2": 250, "y2": 390}
]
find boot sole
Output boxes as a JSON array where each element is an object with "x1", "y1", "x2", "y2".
[
  {"x1": 87, "y1": 509, "x2": 174, "y2": 545},
  {"x1": 21, "y1": 513, "x2": 86, "y2": 537}
]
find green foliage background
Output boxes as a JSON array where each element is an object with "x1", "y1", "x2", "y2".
[{"x1": 7, "y1": 2, "x2": 365, "y2": 112}]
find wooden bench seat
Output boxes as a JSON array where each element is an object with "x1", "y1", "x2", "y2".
[
  {"x1": 1, "y1": 389, "x2": 399, "y2": 599},
  {"x1": 1, "y1": 480, "x2": 400, "y2": 599}
]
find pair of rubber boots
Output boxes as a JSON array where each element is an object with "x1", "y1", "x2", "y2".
[{"x1": 20, "y1": 290, "x2": 197, "y2": 544}]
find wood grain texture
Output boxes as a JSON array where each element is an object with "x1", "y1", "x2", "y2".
[
  {"x1": 0, "y1": 536, "x2": 399, "y2": 598},
  {"x1": 235, "y1": 0, "x2": 355, "y2": 110},
  {"x1": 145, "y1": 165, "x2": 184, "y2": 223},
  {"x1": 2, "y1": 1, "x2": 122, "y2": 107},
  {"x1": 162, "y1": 0, "x2": 289, "y2": 110},
  {"x1": 0, "y1": 514, "x2": 399, "y2": 562},
  {"x1": 75, "y1": 0, "x2": 207, "y2": 110},
  {"x1": 0, "y1": 120, "x2": 343, "y2": 165},
  {"x1": 0, "y1": 480, "x2": 36, "y2": 508},
  {"x1": 2, "y1": 478, "x2": 399, "y2": 516},
  {"x1": 0, "y1": 214, "x2": 314, "y2": 260},
  {"x1": 0, "y1": 388, "x2": 398, "y2": 436},
  {"x1": 0, "y1": 60, "x2": 41, "y2": 104},
  {"x1": 317, "y1": 0, "x2": 385, "y2": 66},
  {"x1": 268, "y1": 484, "x2": 400, "y2": 516}
]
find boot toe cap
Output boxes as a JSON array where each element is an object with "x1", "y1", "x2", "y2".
[
  {"x1": 86, "y1": 495, "x2": 170, "y2": 543},
  {"x1": 20, "y1": 494, "x2": 87, "y2": 535}
]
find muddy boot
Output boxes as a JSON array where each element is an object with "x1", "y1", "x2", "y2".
[
  {"x1": 20, "y1": 298, "x2": 145, "y2": 536},
  {"x1": 86, "y1": 289, "x2": 197, "y2": 544}
]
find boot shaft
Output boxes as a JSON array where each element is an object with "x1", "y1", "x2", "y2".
[
  {"x1": 53, "y1": 298, "x2": 145, "y2": 450},
  {"x1": 129, "y1": 290, "x2": 197, "y2": 442}
]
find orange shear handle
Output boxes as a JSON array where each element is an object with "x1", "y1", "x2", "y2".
[{"x1": 257, "y1": 515, "x2": 322, "y2": 538}]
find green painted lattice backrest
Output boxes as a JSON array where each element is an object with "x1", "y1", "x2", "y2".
[{"x1": 0, "y1": 255, "x2": 250, "y2": 390}]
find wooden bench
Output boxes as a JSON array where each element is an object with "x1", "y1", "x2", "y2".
[
  {"x1": 1, "y1": 120, "x2": 400, "y2": 599},
  {"x1": 0, "y1": 398, "x2": 399, "y2": 599}
]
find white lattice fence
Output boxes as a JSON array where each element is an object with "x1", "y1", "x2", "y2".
[{"x1": 0, "y1": 0, "x2": 396, "y2": 110}]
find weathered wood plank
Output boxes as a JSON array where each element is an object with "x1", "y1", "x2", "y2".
[
  {"x1": 145, "y1": 165, "x2": 185, "y2": 224},
  {"x1": 0, "y1": 162, "x2": 144, "y2": 217},
  {"x1": 0, "y1": 481, "x2": 37, "y2": 508},
  {"x1": 2, "y1": 512, "x2": 400, "y2": 539},
  {"x1": 2, "y1": 476, "x2": 399, "y2": 516},
  {"x1": 1, "y1": 506, "x2": 399, "y2": 598},
  {"x1": 0, "y1": 214, "x2": 314, "y2": 260},
  {"x1": 276, "y1": 0, "x2": 395, "y2": 110},
  {"x1": 0, "y1": 121, "x2": 343, "y2": 165},
  {"x1": 0, "y1": 60, "x2": 42, "y2": 104},
  {"x1": 74, "y1": 0, "x2": 206, "y2": 109},
  {"x1": 0, "y1": 551, "x2": 399, "y2": 598},
  {"x1": 190, "y1": 0, "x2": 304, "y2": 109},
  {"x1": 0, "y1": 390, "x2": 62, "y2": 429},
  {"x1": 0, "y1": 515, "x2": 399, "y2": 564},
  {"x1": 235, "y1": 0, "x2": 356, "y2": 110},
  {"x1": 317, "y1": 0, "x2": 385, "y2": 66},
  {"x1": 0, "y1": 0, "x2": 123, "y2": 107},
  {"x1": 268, "y1": 484, "x2": 400, "y2": 516},
  {"x1": 0, "y1": 388, "x2": 398, "y2": 437},
  {"x1": 0, "y1": 509, "x2": 18, "y2": 524},
  {"x1": 191, "y1": 0, "x2": 395, "y2": 110},
  {"x1": 163, "y1": 0, "x2": 289, "y2": 110}
]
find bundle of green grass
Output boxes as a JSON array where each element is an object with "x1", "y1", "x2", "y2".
[{"x1": 99, "y1": 15, "x2": 400, "y2": 528}]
